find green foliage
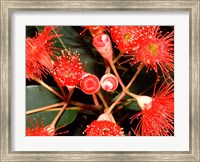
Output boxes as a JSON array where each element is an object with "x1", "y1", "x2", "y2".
[{"x1": 26, "y1": 85, "x2": 78, "y2": 128}]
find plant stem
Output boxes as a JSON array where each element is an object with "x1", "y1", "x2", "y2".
[
  {"x1": 45, "y1": 107, "x2": 84, "y2": 111},
  {"x1": 125, "y1": 91, "x2": 138, "y2": 99},
  {"x1": 96, "y1": 91, "x2": 116, "y2": 123},
  {"x1": 106, "y1": 91, "x2": 126, "y2": 114},
  {"x1": 69, "y1": 100, "x2": 102, "y2": 110},
  {"x1": 34, "y1": 77, "x2": 64, "y2": 100},
  {"x1": 108, "y1": 60, "x2": 126, "y2": 91},
  {"x1": 52, "y1": 28, "x2": 69, "y2": 52},
  {"x1": 50, "y1": 89, "x2": 74, "y2": 128},
  {"x1": 126, "y1": 63, "x2": 144, "y2": 89},
  {"x1": 106, "y1": 63, "x2": 144, "y2": 114},
  {"x1": 26, "y1": 102, "x2": 65, "y2": 115},
  {"x1": 50, "y1": 103, "x2": 68, "y2": 128},
  {"x1": 92, "y1": 93, "x2": 100, "y2": 106},
  {"x1": 96, "y1": 91, "x2": 109, "y2": 110},
  {"x1": 113, "y1": 51, "x2": 124, "y2": 63},
  {"x1": 58, "y1": 85, "x2": 67, "y2": 100}
]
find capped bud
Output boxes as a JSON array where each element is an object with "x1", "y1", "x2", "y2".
[
  {"x1": 135, "y1": 95, "x2": 152, "y2": 110},
  {"x1": 85, "y1": 26, "x2": 106, "y2": 37},
  {"x1": 97, "y1": 112, "x2": 112, "y2": 121},
  {"x1": 100, "y1": 73, "x2": 118, "y2": 92},
  {"x1": 92, "y1": 33, "x2": 113, "y2": 62},
  {"x1": 80, "y1": 74, "x2": 100, "y2": 94}
]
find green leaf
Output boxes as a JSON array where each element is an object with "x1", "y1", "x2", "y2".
[
  {"x1": 26, "y1": 85, "x2": 78, "y2": 128},
  {"x1": 124, "y1": 100, "x2": 141, "y2": 111},
  {"x1": 26, "y1": 85, "x2": 62, "y2": 109},
  {"x1": 56, "y1": 109, "x2": 78, "y2": 128}
]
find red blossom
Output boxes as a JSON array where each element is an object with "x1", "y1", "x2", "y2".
[
  {"x1": 129, "y1": 26, "x2": 174, "y2": 80},
  {"x1": 26, "y1": 26, "x2": 61, "y2": 80},
  {"x1": 52, "y1": 51, "x2": 83, "y2": 88},
  {"x1": 26, "y1": 117, "x2": 55, "y2": 136},
  {"x1": 83, "y1": 113, "x2": 124, "y2": 136},
  {"x1": 130, "y1": 82, "x2": 174, "y2": 136},
  {"x1": 83, "y1": 120, "x2": 124, "y2": 136},
  {"x1": 110, "y1": 26, "x2": 156, "y2": 54}
]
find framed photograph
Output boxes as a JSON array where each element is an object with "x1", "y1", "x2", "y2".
[{"x1": 1, "y1": 0, "x2": 199, "y2": 161}]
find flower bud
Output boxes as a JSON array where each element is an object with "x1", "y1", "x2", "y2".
[
  {"x1": 92, "y1": 33, "x2": 113, "y2": 62},
  {"x1": 80, "y1": 73, "x2": 100, "y2": 94},
  {"x1": 87, "y1": 26, "x2": 105, "y2": 37},
  {"x1": 97, "y1": 112, "x2": 112, "y2": 121},
  {"x1": 100, "y1": 73, "x2": 118, "y2": 92},
  {"x1": 135, "y1": 95, "x2": 152, "y2": 110}
]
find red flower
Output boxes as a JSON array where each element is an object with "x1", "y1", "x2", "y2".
[
  {"x1": 80, "y1": 73, "x2": 100, "y2": 94},
  {"x1": 83, "y1": 113, "x2": 124, "y2": 136},
  {"x1": 130, "y1": 82, "x2": 174, "y2": 136},
  {"x1": 52, "y1": 51, "x2": 83, "y2": 88},
  {"x1": 26, "y1": 117, "x2": 55, "y2": 136},
  {"x1": 26, "y1": 26, "x2": 61, "y2": 80},
  {"x1": 110, "y1": 26, "x2": 156, "y2": 54},
  {"x1": 130, "y1": 26, "x2": 174, "y2": 80},
  {"x1": 83, "y1": 120, "x2": 124, "y2": 136}
]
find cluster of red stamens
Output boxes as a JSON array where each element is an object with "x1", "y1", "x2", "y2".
[
  {"x1": 26, "y1": 117, "x2": 55, "y2": 136},
  {"x1": 83, "y1": 113, "x2": 124, "y2": 136},
  {"x1": 26, "y1": 26, "x2": 61, "y2": 80},
  {"x1": 110, "y1": 26, "x2": 156, "y2": 54},
  {"x1": 52, "y1": 51, "x2": 83, "y2": 88},
  {"x1": 131, "y1": 82, "x2": 174, "y2": 136}
]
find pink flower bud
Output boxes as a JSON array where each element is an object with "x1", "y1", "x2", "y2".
[
  {"x1": 135, "y1": 95, "x2": 152, "y2": 110},
  {"x1": 100, "y1": 74, "x2": 118, "y2": 92},
  {"x1": 97, "y1": 112, "x2": 112, "y2": 121},
  {"x1": 80, "y1": 74, "x2": 100, "y2": 94},
  {"x1": 87, "y1": 26, "x2": 106, "y2": 37},
  {"x1": 92, "y1": 33, "x2": 113, "y2": 62}
]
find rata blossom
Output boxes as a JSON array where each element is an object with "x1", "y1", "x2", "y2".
[
  {"x1": 26, "y1": 117, "x2": 55, "y2": 136},
  {"x1": 26, "y1": 26, "x2": 61, "y2": 80},
  {"x1": 52, "y1": 51, "x2": 83, "y2": 88},
  {"x1": 129, "y1": 26, "x2": 174, "y2": 80},
  {"x1": 83, "y1": 113, "x2": 124, "y2": 136},
  {"x1": 130, "y1": 82, "x2": 174, "y2": 136},
  {"x1": 110, "y1": 26, "x2": 156, "y2": 54}
]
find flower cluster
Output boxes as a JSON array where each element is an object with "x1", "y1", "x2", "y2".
[
  {"x1": 110, "y1": 26, "x2": 174, "y2": 79},
  {"x1": 26, "y1": 26, "x2": 61, "y2": 80},
  {"x1": 83, "y1": 113, "x2": 124, "y2": 136},
  {"x1": 131, "y1": 82, "x2": 174, "y2": 136},
  {"x1": 110, "y1": 26, "x2": 156, "y2": 54},
  {"x1": 52, "y1": 51, "x2": 83, "y2": 88},
  {"x1": 26, "y1": 25, "x2": 174, "y2": 137}
]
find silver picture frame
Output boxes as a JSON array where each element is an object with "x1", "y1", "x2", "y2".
[{"x1": 1, "y1": 0, "x2": 199, "y2": 161}]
